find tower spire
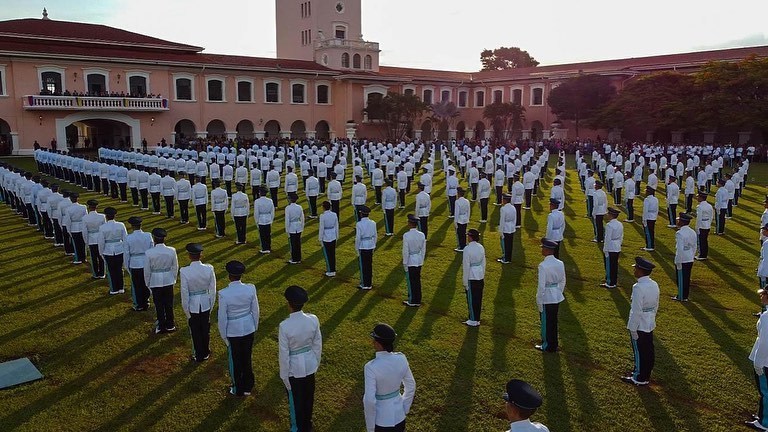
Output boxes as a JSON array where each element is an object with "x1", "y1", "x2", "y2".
[{"x1": 42, "y1": 8, "x2": 50, "y2": 20}]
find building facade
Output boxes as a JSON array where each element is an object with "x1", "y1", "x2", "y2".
[{"x1": 0, "y1": 2, "x2": 767, "y2": 155}]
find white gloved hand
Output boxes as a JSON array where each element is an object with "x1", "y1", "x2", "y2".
[
  {"x1": 756, "y1": 365, "x2": 765, "y2": 376},
  {"x1": 538, "y1": 304, "x2": 543, "y2": 313},
  {"x1": 631, "y1": 330, "x2": 639, "y2": 341}
]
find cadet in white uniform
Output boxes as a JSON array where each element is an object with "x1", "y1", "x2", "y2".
[
  {"x1": 285, "y1": 193, "x2": 305, "y2": 264},
  {"x1": 695, "y1": 192, "x2": 713, "y2": 260},
  {"x1": 191, "y1": 178, "x2": 208, "y2": 230},
  {"x1": 642, "y1": 187, "x2": 659, "y2": 251},
  {"x1": 355, "y1": 205, "x2": 377, "y2": 290},
  {"x1": 176, "y1": 174, "x2": 192, "y2": 224},
  {"x1": 622, "y1": 257, "x2": 659, "y2": 387},
  {"x1": 218, "y1": 260, "x2": 259, "y2": 397},
  {"x1": 65, "y1": 192, "x2": 87, "y2": 264},
  {"x1": 666, "y1": 176, "x2": 680, "y2": 228},
  {"x1": 254, "y1": 186, "x2": 275, "y2": 253},
  {"x1": 211, "y1": 180, "x2": 229, "y2": 237},
  {"x1": 352, "y1": 176, "x2": 368, "y2": 222},
  {"x1": 462, "y1": 228, "x2": 486, "y2": 327},
  {"x1": 279, "y1": 285, "x2": 322, "y2": 432},
  {"x1": 402, "y1": 215, "x2": 426, "y2": 307},
  {"x1": 415, "y1": 182, "x2": 431, "y2": 238},
  {"x1": 82, "y1": 199, "x2": 106, "y2": 279},
  {"x1": 123, "y1": 216, "x2": 153, "y2": 311},
  {"x1": 591, "y1": 180, "x2": 608, "y2": 243},
  {"x1": 382, "y1": 180, "x2": 397, "y2": 236},
  {"x1": 180, "y1": 243, "x2": 216, "y2": 362},
  {"x1": 672, "y1": 213, "x2": 696, "y2": 302},
  {"x1": 363, "y1": 323, "x2": 416, "y2": 432},
  {"x1": 144, "y1": 228, "x2": 179, "y2": 334},
  {"x1": 501, "y1": 379, "x2": 549, "y2": 431},
  {"x1": 748, "y1": 289, "x2": 768, "y2": 430},
  {"x1": 231, "y1": 183, "x2": 250, "y2": 245},
  {"x1": 602, "y1": 208, "x2": 623, "y2": 288},
  {"x1": 544, "y1": 198, "x2": 564, "y2": 259},
  {"x1": 454, "y1": 187, "x2": 471, "y2": 251},
  {"x1": 97, "y1": 207, "x2": 127, "y2": 295},
  {"x1": 536, "y1": 239, "x2": 566, "y2": 352},
  {"x1": 305, "y1": 173, "x2": 320, "y2": 218},
  {"x1": 498, "y1": 194, "x2": 518, "y2": 264},
  {"x1": 318, "y1": 201, "x2": 339, "y2": 276}
]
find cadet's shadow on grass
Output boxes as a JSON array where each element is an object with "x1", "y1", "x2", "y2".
[
  {"x1": 416, "y1": 254, "x2": 462, "y2": 342},
  {"x1": 491, "y1": 247, "x2": 522, "y2": 371},
  {"x1": 435, "y1": 329, "x2": 479, "y2": 432},
  {"x1": 523, "y1": 209, "x2": 539, "y2": 237}
]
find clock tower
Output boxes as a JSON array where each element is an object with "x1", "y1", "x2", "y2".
[{"x1": 276, "y1": 0, "x2": 380, "y2": 71}]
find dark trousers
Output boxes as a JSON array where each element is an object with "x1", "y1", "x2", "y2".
[
  {"x1": 375, "y1": 420, "x2": 405, "y2": 432},
  {"x1": 448, "y1": 195, "x2": 456, "y2": 216},
  {"x1": 540, "y1": 303, "x2": 559, "y2": 351},
  {"x1": 676, "y1": 262, "x2": 693, "y2": 300},
  {"x1": 258, "y1": 224, "x2": 272, "y2": 251},
  {"x1": 727, "y1": 199, "x2": 733, "y2": 217},
  {"x1": 225, "y1": 180, "x2": 233, "y2": 197},
  {"x1": 716, "y1": 208, "x2": 726, "y2": 234},
  {"x1": 151, "y1": 285, "x2": 175, "y2": 330},
  {"x1": 685, "y1": 194, "x2": 693, "y2": 213},
  {"x1": 456, "y1": 223, "x2": 467, "y2": 249},
  {"x1": 594, "y1": 214, "x2": 605, "y2": 242},
  {"x1": 331, "y1": 200, "x2": 340, "y2": 215},
  {"x1": 140, "y1": 189, "x2": 149, "y2": 209},
  {"x1": 42, "y1": 212, "x2": 53, "y2": 237},
  {"x1": 631, "y1": 330, "x2": 655, "y2": 382},
  {"x1": 189, "y1": 310, "x2": 211, "y2": 361},
  {"x1": 406, "y1": 266, "x2": 422, "y2": 304},
  {"x1": 71, "y1": 232, "x2": 86, "y2": 263},
  {"x1": 322, "y1": 240, "x2": 336, "y2": 272},
  {"x1": 384, "y1": 209, "x2": 394, "y2": 234},
  {"x1": 104, "y1": 254, "x2": 124, "y2": 293},
  {"x1": 667, "y1": 204, "x2": 677, "y2": 225},
  {"x1": 495, "y1": 186, "x2": 503, "y2": 205},
  {"x1": 288, "y1": 374, "x2": 316, "y2": 432},
  {"x1": 418, "y1": 217, "x2": 429, "y2": 239},
  {"x1": 234, "y1": 216, "x2": 247, "y2": 243},
  {"x1": 88, "y1": 245, "x2": 105, "y2": 277},
  {"x1": 644, "y1": 220, "x2": 656, "y2": 249},
  {"x1": 605, "y1": 252, "x2": 619, "y2": 286},
  {"x1": 289, "y1": 232, "x2": 302, "y2": 262},
  {"x1": 129, "y1": 268, "x2": 150, "y2": 309},
  {"x1": 319, "y1": 177, "x2": 326, "y2": 193},
  {"x1": 501, "y1": 232, "x2": 514, "y2": 262},
  {"x1": 110, "y1": 181, "x2": 119, "y2": 199},
  {"x1": 93, "y1": 175, "x2": 102, "y2": 193},
  {"x1": 179, "y1": 200, "x2": 189, "y2": 223},
  {"x1": 524, "y1": 189, "x2": 532, "y2": 207},
  {"x1": 214, "y1": 211, "x2": 226, "y2": 236},
  {"x1": 466, "y1": 279, "x2": 484, "y2": 321},
  {"x1": 514, "y1": 204, "x2": 522, "y2": 227},
  {"x1": 698, "y1": 229, "x2": 710, "y2": 258},
  {"x1": 308, "y1": 196, "x2": 318, "y2": 217},
  {"x1": 374, "y1": 186, "x2": 382, "y2": 204},
  {"x1": 626, "y1": 199, "x2": 634, "y2": 221},
  {"x1": 119, "y1": 183, "x2": 127, "y2": 201},
  {"x1": 195, "y1": 204, "x2": 207, "y2": 228},
  {"x1": 189, "y1": 173, "x2": 196, "y2": 184},
  {"x1": 151, "y1": 192, "x2": 161, "y2": 213},
  {"x1": 130, "y1": 187, "x2": 139, "y2": 206},
  {"x1": 270, "y1": 187, "x2": 279, "y2": 208},
  {"x1": 164, "y1": 195, "x2": 175, "y2": 217},
  {"x1": 534, "y1": 179, "x2": 540, "y2": 195},
  {"x1": 101, "y1": 178, "x2": 109, "y2": 195},
  {"x1": 26, "y1": 203, "x2": 36, "y2": 225},
  {"x1": 470, "y1": 183, "x2": 478, "y2": 200},
  {"x1": 251, "y1": 185, "x2": 261, "y2": 200},
  {"x1": 398, "y1": 189, "x2": 406, "y2": 208},
  {"x1": 480, "y1": 198, "x2": 489, "y2": 221},
  {"x1": 586, "y1": 195, "x2": 594, "y2": 217},
  {"x1": 358, "y1": 249, "x2": 374, "y2": 287},
  {"x1": 614, "y1": 188, "x2": 622, "y2": 205},
  {"x1": 227, "y1": 333, "x2": 255, "y2": 396}
]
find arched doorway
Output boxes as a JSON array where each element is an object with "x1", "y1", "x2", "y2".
[
  {"x1": 174, "y1": 119, "x2": 196, "y2": 142},
  {"x1": 206, "y1": 119, "x2": 226, "y2": 138},
  {"x1": 55, "y1": 112, "x2": 141, "y2": 149},
  {"x1": 315, "y1": 120, "x2": 330, "y2": 140},
  {"x1": 530, "y1": 120, "x2": 544, "y2": 141},
  {"x1": 456, "y1": 121, "x2": 466, "y2": 140},
  {"x1": 236, "y1": 120, "x2": 254, "y2": 139},
  {"x1": 420, "y1": 120, "x2": 432, "y2": 141},
  {"x1": 264, "y1": 120, "x2": 281, "y2": 139},
  {"x1": 0, "y1": 118, "x2": 11, "y2": 155},
  {"x1": 474, "y1": 121, "x2": 485, "y2": 140},
  {"x1": 290, "y1": 120, "x2": 307, "y2": 139},
  {"x1": 438, "y1": 120, "x2": 449, "y2": 141}
]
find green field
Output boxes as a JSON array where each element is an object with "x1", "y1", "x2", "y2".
[{"x1": 0, "y1": 155, "x2": 764, "y2": 432}]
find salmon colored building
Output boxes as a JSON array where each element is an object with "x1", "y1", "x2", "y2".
[{"x1": 0, "y1": 2, "x2": 767, "y2": 155}]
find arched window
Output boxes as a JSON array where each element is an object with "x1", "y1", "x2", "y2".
[
  {"x1": 512, "y1": 88, "x2": 523, "y2": 105},
  {"x1": 531, "y1": 87, "x2": 544, "y2": 106},
  {"x1": 475, "y1": 90, "x2": 485, "y2": 107},
  {"x1": 237, "y1": 80, "x2": 253, "y2": 102},
  {"x1": 422, "y1": 89, "x2": 433, "y2": 105},
  {"x1": 207, "y1": 79, "x2": 224, "y2": 101},
  {"x1": 41, "y1": 71, "x2": 63, "y2": 94},
  {"x1": 316, "y1": 84, "x2": 330, "y2": 104},
  {"x1": 493, "y1": 89, "x2": 503, "y2": 104},
  {"x1": 458, "y1": 91, "x2": 468, "y2": 107},
  {"x1": 364, "y1": 55, "x2": 372, "y2": 70},
  {"x1": 265, "y1": 81, "x2": 280, "y2": 103},
  {"x1": 353, "y1": 54, "x2": 361, "y2": 69},
  {"x1": 292, "y1": 83, "x2": 306, "y2": 103},
  {"x1": 128, "y1": 75, "x2": 147, "y2": 97},
  {"x1": 341, "y1": 53, "x2": 350, "y2": 68},
  {"x1": 175, "y1": 78, "x2": 193, "y2": 100},
  {"x1": 335, "y1": 25, "x2": 346, "y2": 39},
  {"x1": 441, "y1": 90, "x2": 451, "y2": 102}
]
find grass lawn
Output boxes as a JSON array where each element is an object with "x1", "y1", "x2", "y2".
[{"x1": 0, "y1": 155, "x2": 764, "y2": 432}]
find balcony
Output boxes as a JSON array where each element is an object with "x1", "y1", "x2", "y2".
[
  {"x1": 23, "y1": 95, "x2": 170, "y2": 112},
  {"x1": 315, "y1": 38, "x2": 380, "y2": 51}
]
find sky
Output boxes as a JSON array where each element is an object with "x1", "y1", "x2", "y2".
[{"x1": 3, "y1": 0, "x2": 768, "y2": 71}]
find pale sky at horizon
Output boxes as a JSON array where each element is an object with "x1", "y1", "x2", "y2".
[{"x1": 2, "y1": 0, "x2": 767, "y2": 71}]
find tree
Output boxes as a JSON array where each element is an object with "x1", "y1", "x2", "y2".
[
  {"x1": 427, "y1": 100, "x2": 460, "y2": 141},
  {"x1": 547, "y1": 75, "x2": 617, "y2": 137},
  {"x1": 362, "y1": 92, "x2": 429, "y2": 141},
  {"x1": 483, "y1": 102, "x2": 526, "y2": 141},
  {"x1": 480, "y1": 47, "x2": 539, "y2": 71}
]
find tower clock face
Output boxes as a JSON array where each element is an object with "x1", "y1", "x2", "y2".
[{"x1": 335, "y1": 2, "x2": 344, "y2": 13}]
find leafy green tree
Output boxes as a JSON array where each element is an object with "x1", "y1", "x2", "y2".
[
  {"x1": 362, "y1": 92, "x2": 429, "y2": 141},
  {"x1": 547, "y1": 75, "x2": 616, "y2": 137},
  {"x1": 483, "y1": 102, "x2": 526, "y2": 141},
  {"x1": 427, "y1": 100, "x2": 460, "y2": 141},
  {"x1": 480, "y1": 47, "x2": 539, "y2": 71}
]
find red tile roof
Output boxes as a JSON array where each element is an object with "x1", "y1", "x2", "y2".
[
  {"x1": 0, "y1": 18, "x2": 203, "y2": 52},
  {"x1": 377, "y1": 66, "x2": 472, "y2": 82}
]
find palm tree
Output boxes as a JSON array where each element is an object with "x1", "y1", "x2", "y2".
[
  {"x1": 483, "y1": 102, "x2": 525, "y2": 142},
  {"x1": 428, "y1": 100, "x2": 460, "y2": 141}
]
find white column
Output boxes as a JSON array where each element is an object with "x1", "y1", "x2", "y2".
[
  {"x1": 542, "y1": 129, "x2": 551, "y2": 140},
  {"x1": 738, "y1": 131, "x2": 752, "y2": 145},
  {"x1": 521, "y1": 129, "x2": 531, "y2": 139},
  {"x1": 255, "y1": 130, "x2": 266, "y2": 139},
  {"x1": 306, "y1": 130, "x2": 316, "y2": 139},
  {"x1": 196, "y1": 131, "x2": 207, "y2": 138},
  {"x1": 10, "y1": 132, "x2": 19, "y2": 155},
  {"x1": 226, "y1": 131, "x2": 237, "y2": 140},
  {"x1": 448, "y1": 129, "x2": 457, "y2": 140},
  {"x1": 414, "y1": 130, "x2": 422, "y2": 140}
]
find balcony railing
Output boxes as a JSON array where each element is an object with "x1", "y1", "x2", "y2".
[
  {"x1": 23, "y1": 95, "x2": 169, "y2": 111},
  {"x1": 315, "y1": 38, "x2": 379, "y2": 51}
]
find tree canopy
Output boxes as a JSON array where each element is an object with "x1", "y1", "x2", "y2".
[
  {"x1": 547, "y1": 75, "x2": 617, "y2": 137},
  {"x1": 480, "y1": 47, "x2": 539, "y2": 71},
  {"x1": 362, "y1": 92, "x2": 429, "y2": 141},
  {"x1": 483, "y1": 102, "x2": 526, "y2": 141}
]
